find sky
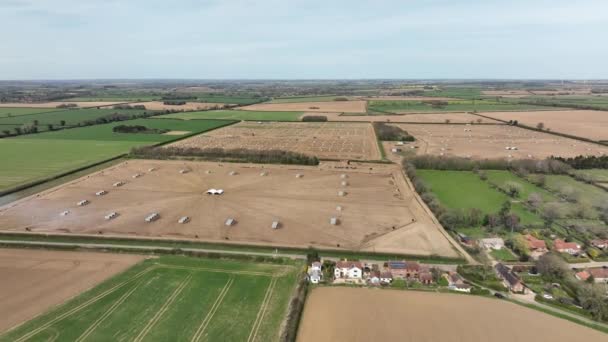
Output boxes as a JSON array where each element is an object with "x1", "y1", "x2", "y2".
[{"x1": 1, "y1": 0, "x2": 607, "y2": 80}]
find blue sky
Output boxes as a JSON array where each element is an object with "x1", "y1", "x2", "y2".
[{"x1": 1, "y1": 0, "x2": 607, "y2": 79}]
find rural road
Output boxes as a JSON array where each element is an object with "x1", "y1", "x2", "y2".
[{"x1": 569, "y1": 261, "x2": 608, "y2": 269}]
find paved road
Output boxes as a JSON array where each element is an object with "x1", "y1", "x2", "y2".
[
  {"x1": 569, "y1": 261, "x2": 608, "y2": 269},
  {"x1": 0, "y1": 240, "x2": 307, "y2": 259}
]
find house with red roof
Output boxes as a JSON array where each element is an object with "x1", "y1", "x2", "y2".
[
  {"x1": 387, "y1": 260, "x2": 420, "y2": 279},
  {"x1": 575, "y1": 267, "x2": 608, "y2": 283},
  {"x1": 334, "y1": 260, "x2": 362, "y2": 280},
  {"x1": 553, "y1": 239, "x2": 581, "y2": 255},
  {"x1": 525, "y1": 235, "x2": 547, "y2": 252},
  {"x1": 590, "y1": 239, "x2": 608, "y2": 250}
]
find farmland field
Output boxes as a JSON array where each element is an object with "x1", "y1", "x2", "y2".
[
  {"x1": 193, "y1": 94, "x2": 265, "y2": 105},
  {"x1": 0, "y1": 108, "x2": 153, "y2": 131},
  {"x1": 157, "y1": 110, "x2": 303, "y2": 121},
  {"x1": 170, "y1": 121, "x2": 381, "y2": 160},
  {"x1": 127, "y1": 101, "x2": 227, "y2": 111},
  {"x1": 398, "y1": 123, "x2": 608, "y2": 159},
  {"x1": 571, "y1": 169, "x2": 608, "y2": 182},
  {"x1": 242, "y1": 101, "x2": 367, "y2": 113},
  {"x1": 540, "y1": 175, "x2": 608, "y2": 206},
  {"x1": 368, "y1": 99, "x2": 553, "y2": 114},
  {"x1": 0, "y1": 119, "x2": 234, "y2": 191},
  {"x1": 481, "y1": 110, "x2": 608, "y2": 141},
  {"x1": 416, "y1": 170, "x2": 542, "y2": 225},
  {"x1": 0, "y1": 248, "x2": 144, "y2": 333},
  {"x1": 0, "y1": 160, "x2": 460, "y2": 257},
  {"x1": 0, "y1": 108, "x2": 60, "y2": 118},
  {"x1": 0, "y1": 255, "x2": 299, "y2": 342},
  {"x1": 65, "y1": 95, "x2": 160, "y2": 102},
  {"x1": 297, "y1": 287, "x2": 607, "y2": 341},
  {"x1": 270, "y1": 95, "x2": 349, "y2": 103}
]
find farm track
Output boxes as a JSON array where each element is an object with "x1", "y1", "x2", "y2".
[
  {"x1": 133, "y1": 274, "x2": 193, "y2": 342},
  {"x1": 74, "y1": 280, "x2": 143, "y2": 342},
  {"x1": 247, "y1": 277, "x2": 278, "y2": 342},
  {"x1": 190, "y1": 277, "x2": 235, "y2": 342},
  {"x1": 12, "y1": 266, "x2": 157, "y2": 342}
]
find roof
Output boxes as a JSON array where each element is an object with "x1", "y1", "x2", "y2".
[
  {"x1": 312, "y1": 261, "x2": 322, "y2": 268},
  {"x1": 449, "y1": 272, "x2": 464, "y2": 284},
  {"x1": 387, "y1": 260, "x2": 420, "y2": 271},
  {"x1": 553, "y1": 239, "x2": 581, "y2": 251},
  {"x1": 588, "y1": 267, "x2": 608, "y2": 279},
  {"x1": 525, "y1": 235, "x2": 547, "y2": 250},
  {"x1": 419, "y1": 272, "x2": 433, "y2": 281},
  {"x1": 591, "y1": 239, "x2": 608, "y2": 247},
  {"x1": 336, "y1": 260, "x2": 362, "y2": 269},
  {"x1": 480, "y1": 238, "x2": 504, "y2": 244},
  {"x1": 380, "y1": 272, "x2": 393, "y2": 278},
  {"x1": 576, "y1": 270, "x2": 591, "y2": 281},
  {"x1": 495, "y1": 263, "x2": 521, "y2": 287}
]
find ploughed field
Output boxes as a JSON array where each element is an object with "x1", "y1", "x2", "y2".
[
  {"x1": 297, "y1": 287, "x2": 607, "y2": 342},
  {"x1": 396, "y1": 123, "x2": 608, "y2": 159},
  {"x1": 0, "y1": 248, "x2": 144, "y2": 333},
  {"x1": 169, "y1": 121, "x2": 381, "y2": 160},
  {"x1": 0, "y1": 160, "x2": 459, "y2": 257},
  {"x1": 0, "y1": 255, "x2": 299, "y2": 342}
]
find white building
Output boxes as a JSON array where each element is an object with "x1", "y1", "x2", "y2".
[
  {"x1": 479, "y1": 238, "x2": 505, "y2": 250},
  {"x1": 334, "y1": 261, "x2": 363, "y2": 279},
  {"x1": 308, "y1": 262, "x2": 323, "y2": 284}
]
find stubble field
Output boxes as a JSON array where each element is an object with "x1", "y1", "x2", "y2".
[
  {"x1": 0, "y1": 248, "x2": 144, "y2": 333},
  {"x1": 396, "y1": 123, "x2": 608, "y2": 159},
  {"x1": 0, "y1": 160, "x2": 459, "y2": 257},
  {"x1": 296, "y1": 287, "x2": 607, "y2": 342},
  {"x1": 170, "y1": 121, "x2": 381, "y2": 160},
  {"x1": 0, "y1": 255, "x2": 298, "y2": 342}
]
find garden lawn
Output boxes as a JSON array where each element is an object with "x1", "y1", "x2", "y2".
[
  {"x1": 157, "y1": 110, "x2": 302, "y2": 121},
  {"x1": 490, "y1": 248, "x2": 519, "y2": 262},
  {"x1": 417, "y1": 170, "x2": 543, "y2": 225}
]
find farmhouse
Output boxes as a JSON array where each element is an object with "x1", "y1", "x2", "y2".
[
  {"x1": 525, "y1": 235, "x2": 547, "y2": 252},
  {"x1": 308, "y1": 262, "x2": 323, "y2": 284},
  {"x1": 590, "y1": 239, "x2": 608, "y2": 250},
  {"x1": 387, "y1": 260, "x2": 420, "y2": 279},
  {"x1": 495, "y1": 263, "x2": 526, "y2": 293},
  {"x1": 575, "y1": 267, "x2": 608, "y2": 284},
  {"x1": 334, "y1": 260, "x2": 362, "y2": 280},
  {"x1": 553, "y1": 239, "x2": 581, "y2": 255},
  {"x1": 479, "y1": 238, "x2": 505, "y2": 250}
]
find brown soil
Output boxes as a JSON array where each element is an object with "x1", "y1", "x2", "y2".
[
  {"x1": 297, "y1": 287, "x2": 607, "y2": 342},
  {"x1": 396, "y1": 123, "x2": 608, "y2": 159},
  {"x1": 481, "y1": 110, "x2": 608, "y2": 141},
  {"x1": 241, "y1": 101, "x2": 367, "y2": 113},
  {"x1": 162, "y1": 130, "x2": 191, "y2": 136},
  {"x1": 170, "y1": 121, "x2": 381, "y2": 160},
  {"x1": 128, "y1": 101, "x2": 227, "y2": 111},
  {"x1": 0, "y1": 160, "x2": 458, "y2": 257},
  {"x1": 0, "y1": 102, "x2": 122, "y2": 108},
  {"x1": 0, "y1": 248, "x2": 144, "y2": 333}
]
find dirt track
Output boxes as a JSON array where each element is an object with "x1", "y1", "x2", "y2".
[
  {"x1": 297, "y1": 287, "x2": 607, "y2": 342},
  {"x1": 0, "y1": 160, "x2": 458, "y2": 257},
  {"x1": 397, "y1": 123, "x2": 608, "y2": 159},
  {"x1": 0, "y1": 248, "x2": 143, "y2": 333},
  {"x1": 242, "y1": 101, "x2": 367, "y2": 113},
  {"x1": 481, "y1": 110, "x2": 608, "y2": 141},
  {"x1": 170, "y1": 121, "x2": 381, "y2": 160}
]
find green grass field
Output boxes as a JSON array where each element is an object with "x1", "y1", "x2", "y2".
[
  {"x1": 368, "y1": 99, "x2": 552, "y2": 114},
  {"x1": 417, "y1": 170, "x2": 542, "y2": 225},
  {"x1": 0, "y1": 119, "x2": 233, "y2": 191},
  {"x1": 0, "y1": 108, "x2": 152, "y2": 131},
  {"x1": 484, "y1": 170, "x2": 557, "y2": 202},
  {"x1": 571, "y1": 169, "x2": 608, "y2": 182},
  {"x1": 513, "y1": 95, "x2": 608, "y2": 110},
  {"x1": 0, "y1": 107, "x2": 61, "y2": 118},
  {"x1": 541, "y1": 175, "x2": 608, "y2": 206},
  {"x1": 490, "y1": 248, "x2": 519, "y2": 261},
  {"x1": 270, "y1": 95, "x2": 346, "y2": 103},
  {"x1": 20, "y1": 118, "x2": 234, "y2": 142},
  {"x1": 0, "y1": 256, "x2": 300, "y2": 342},
  {"x1": 65, "y1": 95, "x2": 160, "y2": 102},
  {"x1": 157, "y1": 110, "x2": 303, "y2": 121}
]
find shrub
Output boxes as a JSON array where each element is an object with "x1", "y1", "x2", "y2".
[{"x1": 373, "y1": 122, "x2": 415, "y2": 141}]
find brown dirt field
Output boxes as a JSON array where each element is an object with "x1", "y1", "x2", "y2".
[
  {"x1": 0, "y1": 160, "x2": 458, "y2": 257},
  {"x1": 480, "y1": 110, "x2": 608, "y2": 141},
  {"x1": 170, "y1": 121, "x2": 381, "y2": 160},
  {"x1": 318, "y1": 112, "x2": 499, "y2": 124},
  {"x1": 0, "y1": 248, "x2": 144, "y2": 333},
  {"x1": 396, "y1": 123, "x2": 608, "y2": 159},
  {"x1": 0, "y1": 102, "x2": 122, "y2": 108},
  {"x1": 241, "y1": 101, "x2": 367, "y2": 113},
  {"x1": 128, "y1": 101, "x2": 227, "y2": 111},
  {"x1": 297, "y1": 287, "x2": 606, "y2": 342}
]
